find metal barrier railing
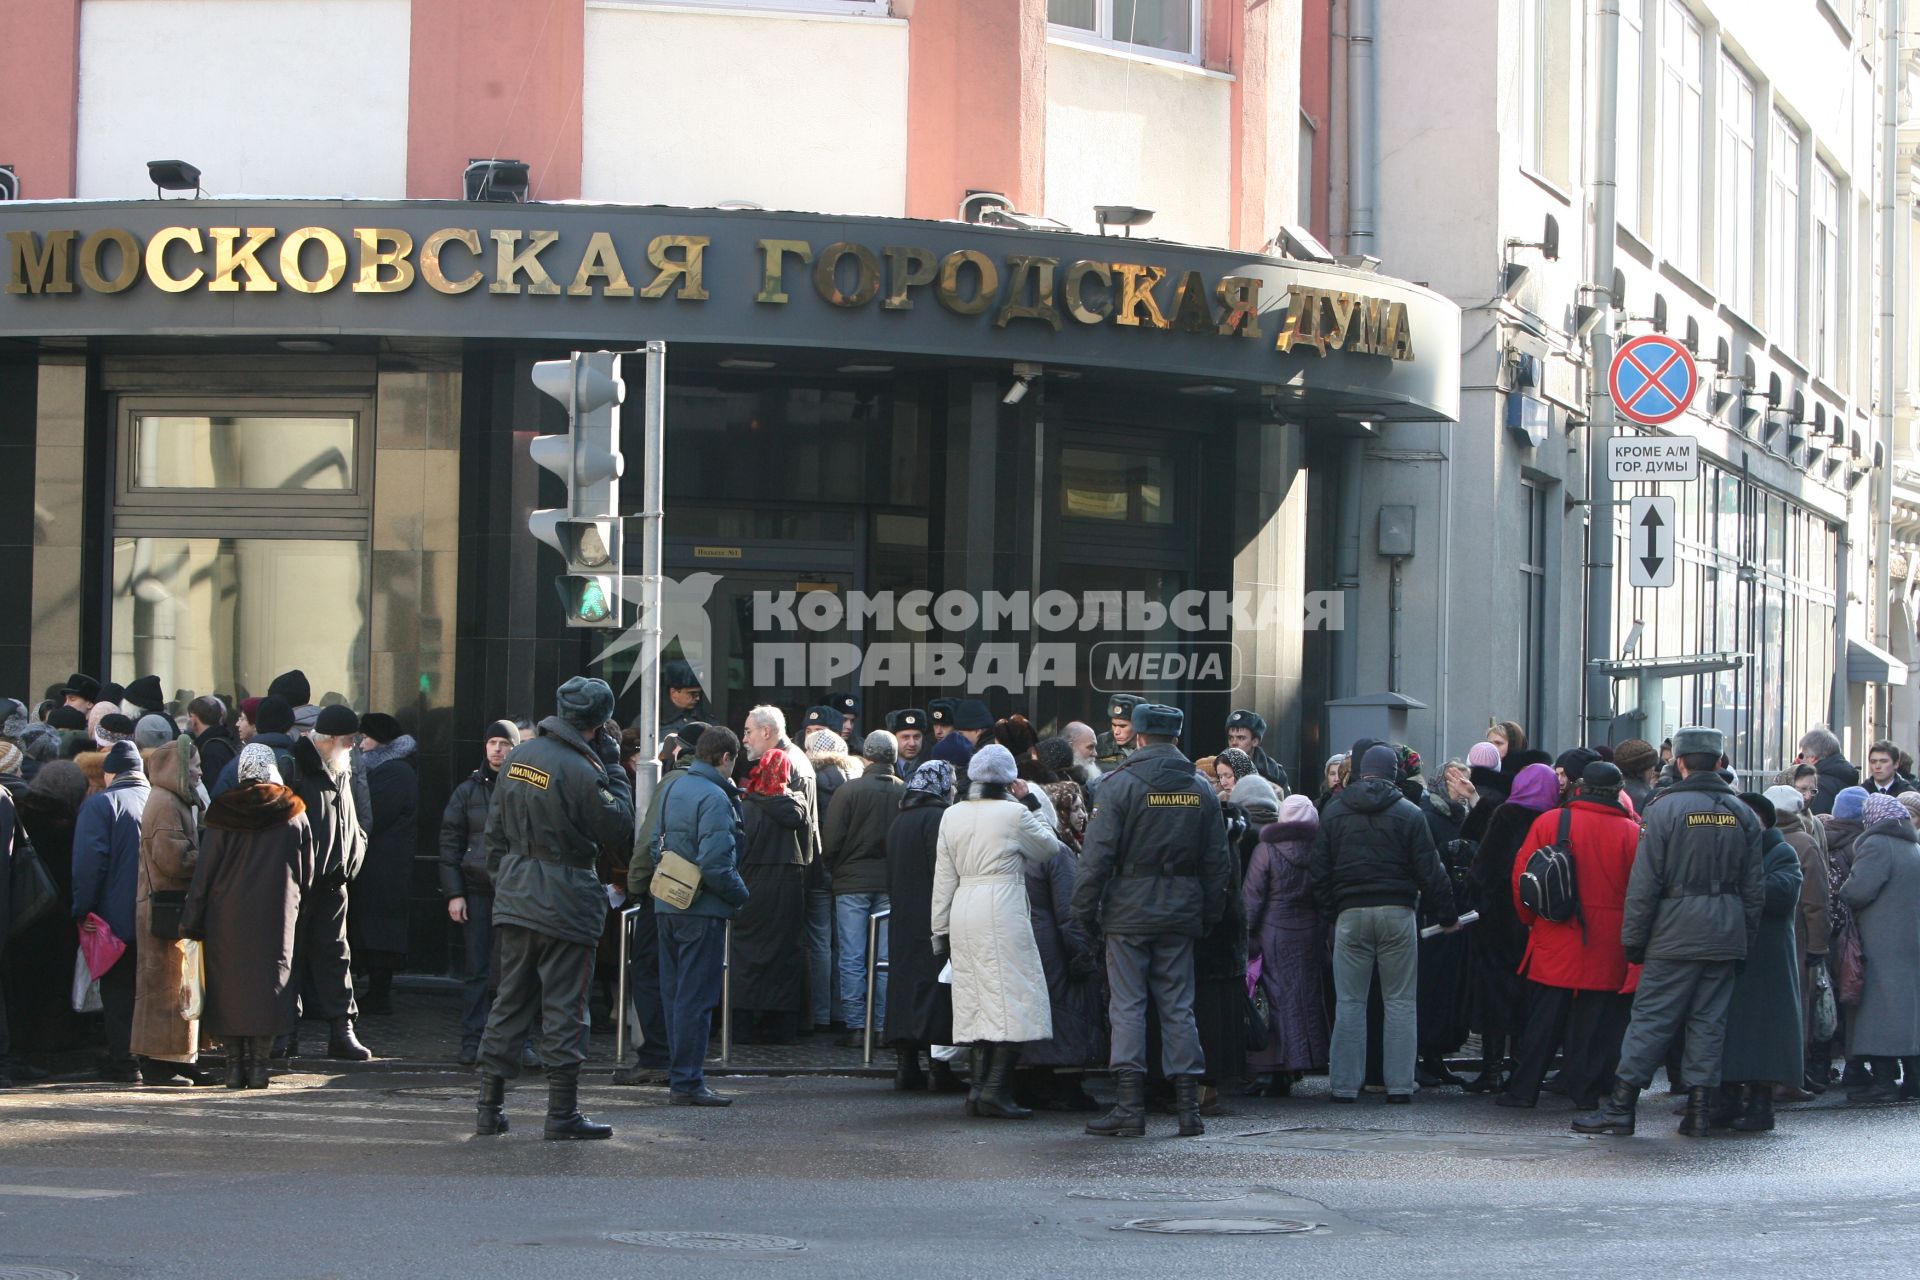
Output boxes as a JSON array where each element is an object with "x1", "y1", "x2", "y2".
[
  {"x1": 862, "y1": 907, "x2": 892, "y2": 1067},
  {"x1": 616, "y1": 904, "x2": 731, "y2": 1070}
]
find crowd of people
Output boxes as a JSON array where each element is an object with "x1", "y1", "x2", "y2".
[{"x1": 6, "y1": 662, "x2": 1920, "y2": 1147}]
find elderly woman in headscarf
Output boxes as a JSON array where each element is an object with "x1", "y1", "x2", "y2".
[
  {"x1": 1765, "y1": 783, "x2": 1832, "y2": 1097},
  {"x1": 182, "y1": 743, "x2": 315, "y2": 1089},
  {"x1": 1244, "y1": 794, "x2": 1328, "y2": 1094},
  {"x1": 931, "y1": 745, "x2": 1059, "y2": 1120},
  {"x1": 1821, "y1": 785, "x2": 1871, "y2": 1086},
  {"x1": 1464, "y1": 761, "x2": 1560, "y2": 1092},
  {"x1": 1837, "y1": 792, "x2": 1920, "y2": 1103},
  {"x1": 731, "y1": 745, "x2": 811, "y2": 1045},
  {"x1": 1460, "y1": 741, "x2": 1508, "y2": 841},
  {"x1": 884, "y1": 759, "x2": 965, "y2": 1093},
  {"x1": 131, "y1": 734, "x2": 212, "y2": 1085},
  {"x1": 1033, "y1": 737, "x2": 1089, "y2": 850}
]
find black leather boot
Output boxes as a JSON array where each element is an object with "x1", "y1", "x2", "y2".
[
  {"x1": 246, "y1": 1037, "x2": 273, "y2": 1089},
  {"x1": 1708, "y1": 1083, "x2": 1746, "y2": 1129},
  {"x1": 543, "y1": 1064, "x2": 613, "y2": 1140},
  {"x1": 1678, "y1": 1085, "x2": 1715, "y2": 1136},
  {"x1": 327, "y1": 1017, "x2": 373, "y2": 1061},
  {"x1": 927, "y1": 1057, "x2": 967, "y2": 1094},
  {"x1": 965, "y1": 1046, "x2": 986, "y2": 1116},
  {"x1": 894, "y1": 1047, "x2": 926, "y2": 1092},
  {"x1": 224, "y1": 1042, "x2": 246, "y2": 1090},
  {"x1": 362, "y1": 968, "x2": 395, "y2": 1016},
  {"x1": 1571, "y1": 1078, "x2": 1639, "y2": 1135},
  {"x1": 1463, "y1": 1036, "x2": 1505, "y2": 1093},
  {"x1": 1732, "y1": 1085, "x2": 1775, "y2": 1132},
  {"x1": 475, "y1": 1073, "x2": 510, "y2": 1136},
  {"x1": 1173, "y1": 1076, "x2": 1204, "y2": 1137},
  {"x1": 974, "y1": 1046, "x2": 1031, "y2": 1119},
  {"x1": 1086, "y1": 1070, "x2": 1147, "y2": 1137}
]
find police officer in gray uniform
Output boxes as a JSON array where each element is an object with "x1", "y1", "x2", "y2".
[
  {"x1": 473, "y1": 677, "x2": 636, "y2": 1140},
  {"x1": 1574, "y1": 725, "x2": 1764, "y2": 1139},
  {"x1": 1072, "y1": 702, "x2": 1234, "y2": 1138}
]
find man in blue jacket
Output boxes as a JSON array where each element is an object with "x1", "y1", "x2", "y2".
[
  {"x1": 71, "y1": 740, "x2": 151, "y2": 1082},
  {"x1": 647, "y1": 726, "x2": 749, "y2": 1106}
]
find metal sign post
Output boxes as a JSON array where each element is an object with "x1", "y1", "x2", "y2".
[{"x1": 629, "y1": 340, "x2": 668, "y2": 844}]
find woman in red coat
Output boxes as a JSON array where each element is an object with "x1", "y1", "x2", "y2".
[{"x1": 1496, "y1": 762, "x2": 1643, "y2": 1110}]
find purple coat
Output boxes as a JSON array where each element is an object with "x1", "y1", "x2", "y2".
[{"x1": 1244, "y1": 813, "x2": 1329, "y2": 1072}]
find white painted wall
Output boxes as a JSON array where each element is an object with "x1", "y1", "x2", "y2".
[
  {"x1": 581, "y1": 5, "x2": 908, "y2": 215},
  {"x1": 75, "y1": 0, "x2": 411, "y2": 199},
  {"x1": 1043, "y1": 40, "x2": 1232, "y2": 247}
]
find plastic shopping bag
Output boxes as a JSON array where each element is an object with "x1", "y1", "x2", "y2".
[
  {"x1": 71, "y1": 950, "x2": 102, "y2": 1013},
  {"x1": 180, "y1": 939, "x2": 206, "y2": 1021},
  {"x1": 79, "y1": 913, "x2": 127, "y2": 978}
]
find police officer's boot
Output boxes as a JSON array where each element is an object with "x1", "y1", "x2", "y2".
[
  {"x1": 1086, "y1": 1070, "x2": 1148, "y2": 1137},
  {"x1": 543, "y1": 1063, "x2": 613, "y2": 1140},
  {"x1": 1173, "y1": 1075, "x2": 1204, "y2": 1138},
  {"x1": 1571, "y1": 1078, "x2": 1638, "y2": 1136},
  {"x1": 974, "y1": 1046, "x2": 1032, "y2": 1120},
  {"x1": 475, "y1": 1073, "x2": 510, "y2": 1136},
  {"x1": 327, "y1": 1017, "x2": 373, "y2": 1061},
  {"x1": 1678, "y1": 1085, "x2": 1715, "y2": 1137}
]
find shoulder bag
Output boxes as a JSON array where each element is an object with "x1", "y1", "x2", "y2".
[
  {"x1": 647, "y1": 775, "x2": 704, "y2": 910},
  {"x1": 6, "y1": 788, "x2": 59, "y2": 940}
]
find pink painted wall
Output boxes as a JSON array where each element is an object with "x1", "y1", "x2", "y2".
[
  {"x1": 0, "y1": 0, "x2": 82, "y2": 198},
  {"x1": 1300, "y1": 0, "x2": 1333, "y2": 241},
  {"x1": 904, "y1": 0, "x2": 1047, "y2": 220},
  {"x1": 406, "y1": 0, "x2": 583, "y2": 200}
]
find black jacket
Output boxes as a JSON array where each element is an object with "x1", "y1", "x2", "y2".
[
  {"x1": 1248, "y1": 746, "x2": 1290, "y2": 793},
  {"x1": 1071, "y1": 743, "x2": 1233, "y2": 939},
  {"x1": 822, "y1": 768, "x2": 904, "y2": 895},
  {"x1": 289, "y1": 736, "x2": 367, "y2": 889},
  {"x1": 194, "y1": 724, "x2": 239, "y2": 790},
  {"x1": 1811, "y1": 753, "x2": 1860, "y2": 816},
  {"x1": 1308, "y1": 776, "x2": 1457, "y2": 924},
  {"x1": 439, "y1": 766, "x2": 496, "y2": 897}
]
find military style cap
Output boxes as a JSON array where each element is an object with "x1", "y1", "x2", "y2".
[
  {"x1": 827, "y1": 691, "x2": 861, "y2": 717},
  {"x1": 1671, "y1": 725, "x2": 1725, "y2": 759},
  {"x1": 887, "y1": 708, "x2": 928, "y2": 733},
  {"x1": 928, "y1": 698, "x2": 959, "y2": 725},
  {"x1": 1131, "y1": 702, "x2": 1184, "y2": 738},
  {"x1": 1107, "y1": 693, "x2": 1144, "y2": 721},
  {"x1": 802, "y1": 705, "x2": 837, "y2": 730},
  {"x1": 1225, "y1": 708, "x2": 1266, "y2": 738}
]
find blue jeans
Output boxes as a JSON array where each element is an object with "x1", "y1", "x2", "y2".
[
  {"x1": 1330, "y1": 905, "x2": 1419, "y2": 1097},
  {"x1": 458, "y1": 892, "x2": 496, "y2": 1047},
  {"x1": 657, "y1": 914, "x2": 728, "y2": 1094},
  {"x1": 834, "y1": 893, "x2": 890, "y2": 1030},
  {"x1": 806, "y1": 886, "x2": 835, "y2": 1026}
]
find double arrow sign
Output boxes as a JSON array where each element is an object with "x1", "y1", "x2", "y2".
[{"x1": 1628, "y1": 494, "x2": 1676, "y2": 589}]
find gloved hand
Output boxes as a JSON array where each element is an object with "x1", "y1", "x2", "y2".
[
  {"x1": 930, "y1": 935, "x2": 949, "y2": 961},
  {"x1": 1069, "y1": 951, "x2": 1098, "y2": 982},
  {"x1": 1624, "y1": 948, "x2": 1646, "y2": 966},
  {"x1": 593, "y1": 724, "x2": 622, "y2": 767}
]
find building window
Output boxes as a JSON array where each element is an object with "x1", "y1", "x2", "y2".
[
  {"x1": 607, "y1": 1, "x2": 890, "y2": 14},
  {"x1": 1716, "y1": 55, "x2": 1757, "y2": 316},
  {"x1": 1618, "y1": 0, "x2": 1646, "y2": 235},
  {"x1": 1813, "y1": 161, "x2": 1843, "y2": 383},
  {"x1": 1518, "y1": 0, "x2": 1570, "y2": 183},
  {"x1": 1520, "y1": 479, "x2": 1548, "y2": 736},
  {"x1": 1048, "y1": 0, "x2": 1203, "y2": 60},
  {"x1": 1656, "y1": 0, "x2": 1704, "y2": 275},
  {"x1": 1060, "y1": 447, "x2": 1174, "y2": 524},
  {"x1": 1299, "y1": 112, "x2": 1316, "y2": 227},
  {"x1": 1768, "y1": 112, "x2": 1803, "y2": 349}
]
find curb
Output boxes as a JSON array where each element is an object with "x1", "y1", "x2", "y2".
[{"x1": 277, "y1": 1057, "x2": 893, "y2": 1080}]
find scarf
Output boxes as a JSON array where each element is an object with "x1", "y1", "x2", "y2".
[
  {"x1": 906, "y1": 758, "x2": 955, "y2": 800},
  {"x1": 746, "y1": 749, "x2": 792, "y2": 798}
]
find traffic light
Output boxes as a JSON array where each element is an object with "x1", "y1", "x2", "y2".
[{"x1": 528, "y1": 351, "x2": 627, "y2": 627}]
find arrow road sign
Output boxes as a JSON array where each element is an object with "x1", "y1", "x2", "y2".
[
  {"x1": 1609, "y1": 335, "x2": 1699, "y2": 427},
  {"x1": 1628, "y1": 494, "x2": 1677, "y2": 589}
]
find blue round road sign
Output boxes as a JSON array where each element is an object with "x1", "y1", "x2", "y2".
[{"x1": 1609, "y1": 334, "x2": 1698, "y2": 427}]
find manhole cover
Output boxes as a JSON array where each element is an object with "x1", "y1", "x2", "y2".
[
  {"x1": 606, "y1": 1231, "x2": 806, "y2": 1253},
  {"x1": 1070, "y1": 1188, "x2": 1245, "y2": 1202},
  {"x1": 0, "y1": 1268, "x2": 83, "y2": 1280},
  {"x1": 1114, "y1": 1217, "x2": 1318, "y2": 1236}
]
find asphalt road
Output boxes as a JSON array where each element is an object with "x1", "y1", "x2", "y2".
[{"x1": 1, "y1": 1070, "x2": 1915, "y2": 1279}]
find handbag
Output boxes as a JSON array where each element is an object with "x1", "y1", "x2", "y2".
[
  {"x1": 1834, "y1": 925, "x2": 1865, "y2": 1007},
  {"x1": 180, "y1": 939, "x2": 206, "y2": 1021},
  {"x1": 143, "y1": 857, "x2": 187, "y2": 941},
  {"x1": 1244, "y1": 984, "x2": 1272, "y2": 1053},
  {"x1": 1810, "y1": 957, "x2": 1838, "y2": 1042},
  {"x1": 7, "y1": 823, "x2": 59, "y2": 939}
]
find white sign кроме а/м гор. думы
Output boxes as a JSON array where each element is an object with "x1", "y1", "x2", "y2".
[{"x1": 1607, "y1": 436, "x2": 1698, "y2": 483}]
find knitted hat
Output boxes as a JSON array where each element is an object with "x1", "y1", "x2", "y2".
[
  {"x1": 47, "y1": 705, "x2": 87, "y2": 731},
  {"x1": 1739, "y1": 792, "x2": 1778, "y2": 828},
  {"x1": 861, "y1": 730, "x2": 898, "y2": 765},
  {"x1": 1580, "y1": 761, "x2": 1625, "y2": 794},
  {"x1": 1555, "y1": 747, "x2": 1602, "y2": 778},
  {"x1": 1862, "y1": 793, "x2": 1909, "y2": 827},
  {"x1": 1232, "y1": 773, "x2": 1280, "y2": 813},
  {"x1": 1, "y1": 697, "x2": 29, "y2": 741},
  {"x1": 239, "y1": 696, "x2": 265, "y2": 725},
  {"x1": 1763, "y1": 784, "x2": 1805, "y2": 815},
  {"x1": 1359, "y1": 744, "x2": 1401, "y2": 780},
  {"x1": 102, "y1": 739, "x2": 144, "y2": 775},
  {"x1": 1613, "y1": 738, "x2": 1659, "y2": 779},
  {"x1": 931, "y1": 732, "x2": 974, "y2": 767},
  {"x1": 1832, "y1": 787, "x2": 1869, "y2": 821},
  {"x1": 954, "y1": 699, "x2": 995, "y2": 731},
  {"x1": 254, "y1": 696, "x2": 296, "y2": 736},
  {"x1": 359, "y1": 712, "x2": 402, "y2": 744},
  {"x1": 970, "y1": 744, "x2": 1019, "y2": 785},
  {"x1": 313, "y1": 705, "x2": 360, "y2": 737},
  {"x1": 484, "y1": 719, "x2": 523, "y2": 746},
  {"x1": 267, "y1": 669, "x2": 312, "y2": 706},
  {"x1": 133, "y1": 714, "x2": 177, "y2": 750}
]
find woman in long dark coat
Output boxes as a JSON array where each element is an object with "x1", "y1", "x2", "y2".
[
  {"x1": 1016, "y1": 834, "x2": 1105, "y2": 1108},
  {"x1": 1417, "y1": 767, "x2": 1476, "y2": 1084},
  {"x1": 181, "y1": 744, "x2": 316, "y2": 1089},
  {"x1": 1465, "y1": 761, "x2": 1558, "y2": 1092},
  {"x1": 731, "y1": 748, "x2": 810, "y2": 1044},
  {"x1": 1837, "y1": 793, "x2": 1920, "y2": 1102},
  {"x1": 883, "y1": 760, "x2": 962, "y2": 1092},
  {"x1": 1715, "y1": 793, "x2": 1804, "y2": 1130},
  {"x1": 6, "y1": 761, "x2": 88, "y2": 1055},
  {"x1": 348, "y1": 716, "x2": 417, "y2": 1015},
  {"x1": 1244, "y1": 795, "x2": 1328, "y2": 1093}
]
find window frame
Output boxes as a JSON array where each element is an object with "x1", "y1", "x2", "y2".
[
  {"x1": 1811, "y1": 159, "x2": 1844, "y2": 384},
  {"x1": 1617, "y1": 0, "x2": 1647, "y2": 236},
  {"x1": 1767, "y1": 110, "x2": 1804, "y2": 351},
  {"x1": 1655, "y1": 0, "x2": 1705, "y2": 277},
  {"x1": 1047, "y1": 0, "x2": 1207, "y2": 66},
  {"x1": 1715, "y1": 52, "x2": 1758, "y2": 317},
  {"x1": 590, "y1": 0, "x2": 893, "y2": 17}
]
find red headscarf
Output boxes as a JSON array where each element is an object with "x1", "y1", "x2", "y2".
[{"x1": 746, "y1": 749, "x2": 791, "y2": 797}]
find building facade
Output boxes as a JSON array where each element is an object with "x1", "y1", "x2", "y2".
[
  {"x1": 1303, "y1": 0, "x2": 1916, "y2": 777},
  {"x1": 0, "y1": 0, "x2": 1460, "y2": 971}
]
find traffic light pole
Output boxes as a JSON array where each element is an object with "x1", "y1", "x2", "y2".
[{"x1": 630, "y1": 341, "x2": 668, "y2": 845}]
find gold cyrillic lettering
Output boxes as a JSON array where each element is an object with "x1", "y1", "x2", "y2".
[
  {"x1": 882, "y1": 245, "x2": 937, "y2": 310},
  {"x1": 1111, "y1": 263, "x2": 1169, "y2": 329},
  {"x1": 1215, "y1": 276, "x2": 1262, "y2": 338},
  {"x1": 78, "y1": 229, "x2": 140, "y2": 293},
  {"x1": 756, "y1": 238, "x2": 813, "y2": 304},
  {"x1": 1387, "y1": 302, "x2": 1415, "y2": 360},
  {"x1": 640, "y1": 234, "x2": 709, "y2": 300},
  {"x1": 813, "y1": 241, "x2": 882, "y2": 307},
  {"x1": 144, "y1": 226, "x2": 205, "y2": 293},
  {"x1": 565, "y1": 231, "x2": 634, "y2": 297},
  {"x1": 207, "y1": 226, "x2": 278, "y2": 292},
  {"x1": 489, "y1": 229, "x2": 561, "y2": 295},
  {"x1": 278, "y1": 227, "x2": 348, "y2": 293},
  {"x1": 5, "y1": 229, "x2": 76, "y2": 294},
  {"x1": 353, "y1": 227, "x2": 415, "y2": 294},
  {"x1": 420, "y1": 228, "x2": 483, "y2": 294},
  {"x1": 1169, "y1": 269, "x2": 1213, "y2": 333},
  {"x1": 994, "y1": 255, "x2": 1062, "y2": 331},
  {"x1": 1273, "y1": 285, "x2": 1327, "y2": 356},
  {"x1": 936, "y1": 250, "x2": 999, "y2": 316},
  {"x1": 1064, "y1": 260, "x2": 1112, "y2": 324}
]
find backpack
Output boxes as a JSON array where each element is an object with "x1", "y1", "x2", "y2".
[{"x1": 1518, "y1": 806, "x2": 1582, "y2": 926}]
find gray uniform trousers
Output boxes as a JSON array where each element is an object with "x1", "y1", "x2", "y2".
[
  {"x1": 1615, "y1": 958, "x2": 1739, "y2": 1089},
  {"x1": 480, "y1": 924, "x2": 596, "y2": 1078},
  {"x1": 1105, "y1": 934, "x2": 1205, "y2": 1077}
]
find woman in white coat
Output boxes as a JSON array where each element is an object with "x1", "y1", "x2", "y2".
[{"x1": 932, "y1": 744, "x2": 1061, "y2": 1119}]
